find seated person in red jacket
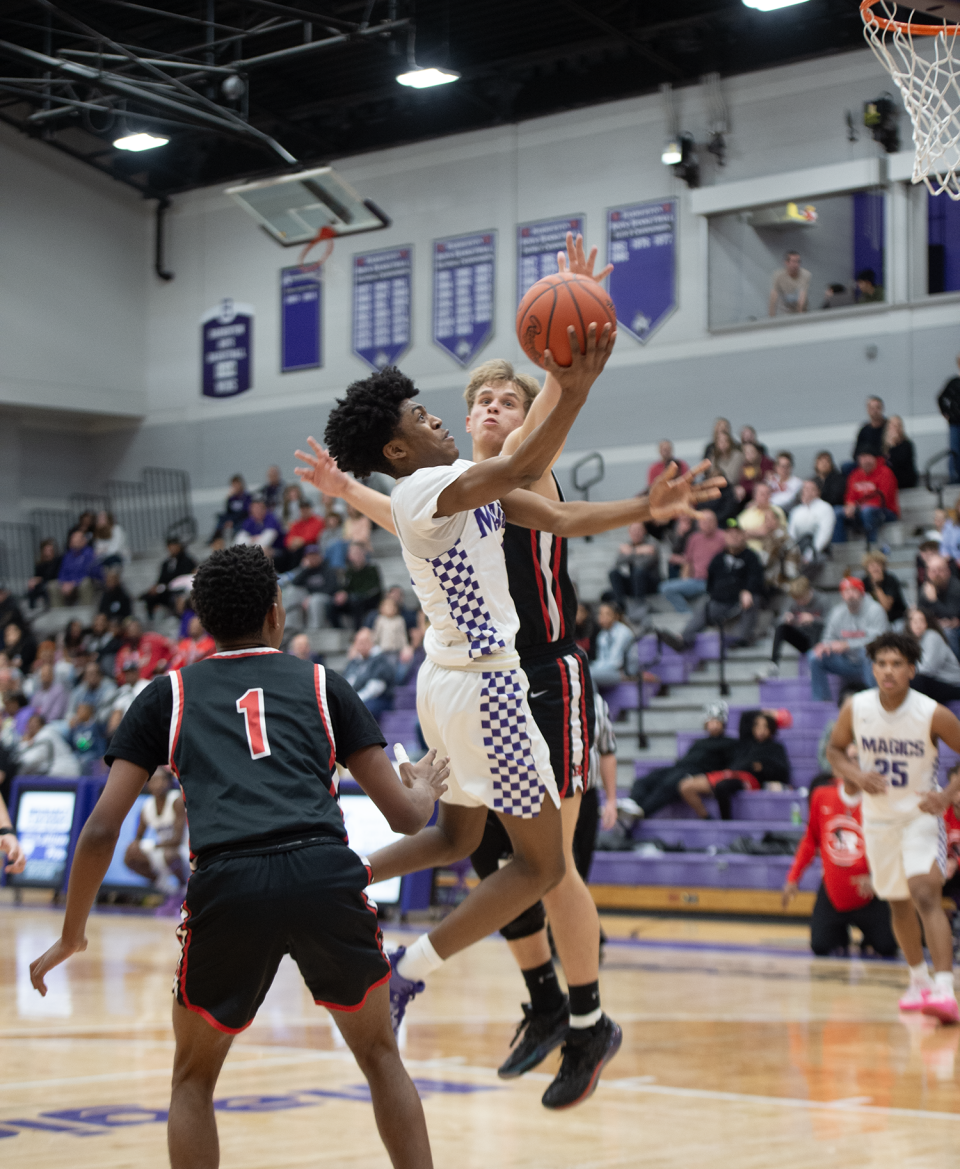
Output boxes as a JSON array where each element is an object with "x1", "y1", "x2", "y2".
[
  {"x1": 834, "y1": 451, "x2": 899, "y2": 548},
  {"x1": 782, "y1": 745, "x2": 897, "y2": 958},
  {"x1": 678, "y1": 708, "x2": 792, "y2": 820},
  {"x1": 113, "y1": 619, "x2": 173, "y2": 683}
]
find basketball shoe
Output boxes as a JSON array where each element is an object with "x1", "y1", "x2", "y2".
[
  {"x1": 921, "y1": 991, "x2": 960, "y2": 1025},
  {"x1": 541, "y1": 1013, "x2": 622, "y2": 1110},
  {"x1": 387, "y1": 946, "x2": 424, "y2": 1035},
  {"x1": 498, "y1": 999, "x2": 570, "y2": 1079},
  {"x1": 898, "y1": 985, "x2": 930, "y2": 1012}
]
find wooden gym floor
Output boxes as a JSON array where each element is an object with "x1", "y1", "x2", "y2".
[{"x1": 3, "y1": 892, "x2": 960, "y2": 1168}]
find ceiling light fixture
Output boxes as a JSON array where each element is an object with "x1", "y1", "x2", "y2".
[
  {"x1": 396, "y1": 65, "x2": 459, "y2": 88},
  {"x1": 113, "y1": 131, "x2": 169, "y2": 151},
  {"x1": 742, "y1": 0, "x2": 809, "y2": 10},
  {"x1": 661, "y1": 138, "x2": 683, "y2": 165}
]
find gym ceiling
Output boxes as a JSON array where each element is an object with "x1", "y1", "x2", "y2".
[{"x1": 0, "y1": 1, "x2": 868, "y2": 200}]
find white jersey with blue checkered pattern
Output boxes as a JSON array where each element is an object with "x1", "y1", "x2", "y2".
[{"x1": 391, "y1": 460, "x2": 520, "y2": 670}]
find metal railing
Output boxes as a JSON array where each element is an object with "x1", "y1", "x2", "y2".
[
  {"x1": 923, "y1": 449, "x2": 953, "y2": 508},
  {"x1": 0, "y1": 522, "x2": 39, "y2": 597}
]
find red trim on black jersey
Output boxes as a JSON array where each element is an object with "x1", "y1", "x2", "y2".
[
  {"x1": 313, "y1": 969, "x2": 391, "y2": 1014},
  {"x1": 314, "y1": 664, "x2": 337, "y2": 789},
  {"x1": 529, "y1": 529, "x2": 552, "y2": 641},
  {"x1": 168, "y1": 670, "x2": 184, "y2": 778},
  {"x1": 550, "y1": 534, "x2": 565, "y2": 639},
  {"x1": 209, "y1": 648, "x2": 283, "y2": 660}
]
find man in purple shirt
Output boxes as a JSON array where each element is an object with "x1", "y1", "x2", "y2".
[
  {"x1": 54, "y1": 530, "x2": 102, "y2": 605},
  {"x1": 658, "y1": 509, "x2": 727, "y2": 612},
  {"x1": 234, "y1": 495, "x2": 284, "y2": 556},
  {"x1": 30, "y1": 663, "x2": 69, "y2": 722}
]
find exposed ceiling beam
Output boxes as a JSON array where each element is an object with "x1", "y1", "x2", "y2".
[{"x1": 553, "y1": 0, "x2": 682, "y2": 78}]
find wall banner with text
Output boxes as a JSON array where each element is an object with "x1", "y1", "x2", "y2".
[
  {"x1": 201, "y1": 299, "x2": 253, "y2": 397},
  {"x1": 280, "y1": 267, "x2": 321, "y2": 373},
  {"x1": 606, "y1": 200, "x2": 677, "y2": 344},
  {"x1": 516, "y1": 215, "x2": 584, "y2": 305},
  {"x1": 433, "y1": 232, "x2": 495, "y2": 367},
  {"x1": 352, "y1": 246, "x2": 413, "y2": 371}
]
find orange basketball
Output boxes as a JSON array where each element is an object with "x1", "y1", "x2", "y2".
[{"x1": 516, "y1": 271, "x2": 617, "y2": 368}]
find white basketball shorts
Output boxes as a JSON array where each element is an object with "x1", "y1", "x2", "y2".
[
  {"x1": 862, "y1": 813, "x2": 948, "y2": 901},
  {"x1": 416, "y1": 657, "x2": 559, "y2": 819}
]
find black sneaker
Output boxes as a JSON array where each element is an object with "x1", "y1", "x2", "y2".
[
  {"x1": 497, "y1": 999, "x2": 570, "y2": 1080},
  {"x1": 541, "y1": 1014, "x2": 622, "y2": 1110}
]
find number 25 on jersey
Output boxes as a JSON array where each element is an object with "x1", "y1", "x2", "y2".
[
  {"x1": 875, "y1": 759, "x2": 908, "y2": 787},
  {"x1": 237, "y1": 688, "x2": 272, "y2": 760}
]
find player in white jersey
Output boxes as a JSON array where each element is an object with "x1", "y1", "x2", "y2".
[{"x1": 827, "y1": 632, "x2": 960, "y2": 1024}]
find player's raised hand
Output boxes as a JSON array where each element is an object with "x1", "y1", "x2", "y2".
[
  {"x1": 648, "y1": 461, "x2": 726, "y2": 522},
  {"x1": 542, "y1": 321, "x2": 616, "y2": 401},
  {"x1": 30, "y1": 934, "x2": 87, "y2": 996},
  {"x1": 0, "y1": 833, "x2": 25, "y2": 874},
  {"x1": 557, "y1": 231, "x2": 614, "y2": 284},
  {"x1": 294, "y1": 437, "x2": 350, "y2": 497},
  {"x1": 402, "y1": 748, "x2": 449, "y2": 803}
]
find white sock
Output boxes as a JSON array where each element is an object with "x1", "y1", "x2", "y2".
[
  {"x1": 396, "y1": 934, "x2": 444, "y2": 983},
  {"x1": 934, "y1": 970, "x2": 956, "y2": 995},
  {"x1": 910, "y1": 962, "x2": 932, "y2": 988}
]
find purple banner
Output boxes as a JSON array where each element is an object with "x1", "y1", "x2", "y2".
[
  {"x1": 433, "y1": 232, "x2": 496, "y2": 367},
  {"x1": 352, "y1": 246, "x2": 412, "y2": 371},
  {"x1": 201, "y1": 299, "x2": 253, "y2": 397},
  {"x1": 517, "y1": 215, "x2": 584, "y2": 305},
  {"x1": 606, "y1": 200, "x2": 677, "y2": 344},
  {"x1": 280, "y1": 267, "x2": 321, "y2": 373}
]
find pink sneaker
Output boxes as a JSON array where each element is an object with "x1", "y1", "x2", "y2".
[
  {"x1": 899, "y1": 986, "x2": 930, "y2": 1012},
  {"x1": 921, "y1": 992, "x2": 960, "y2": 1025}
]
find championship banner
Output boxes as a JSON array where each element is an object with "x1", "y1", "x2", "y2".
[
  {"x1": 352, "y1": 246, "x2": 413, "y2": 371},
  {"x1": 280, "y1": 266, "x2": 321, "y2": 373},
  {"x1": 606, "y1": 200, "x2": 677, "y2": 344},
  {"x1": 433, "y1": 231, "x2": 496, "y2": 367},
  {"x1": 517, "y1": 215, "x2": 584, "y2": 305},
  {"x1": 201, "y1": 298, "x2": 253, "y2": 397}
]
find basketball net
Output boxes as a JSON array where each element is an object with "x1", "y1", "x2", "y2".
[
  {"x1": 297, "y1": 224, "x2": 337, "y2": 274},
  {"x1": 862, "y1": 0, "x2": 960, "y2": 198}
]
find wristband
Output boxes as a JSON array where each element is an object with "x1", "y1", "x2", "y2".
[{"x1": 0, "y1": 827, "x2": 14, "y2": 836}]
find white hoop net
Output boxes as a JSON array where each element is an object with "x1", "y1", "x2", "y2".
[{"x1": 862, "y1": 2, "x2": 960, "y2": 198}]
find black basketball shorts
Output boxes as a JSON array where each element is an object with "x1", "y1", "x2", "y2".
[
  {"x1": 522, "y1": 644, "x2": 595, "y2": 800},
  {"x1": 174, "y1": 839, "x2": 391, "y2": 1033}
]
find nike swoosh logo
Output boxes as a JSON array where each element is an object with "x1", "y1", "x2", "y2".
[{"x1": 530, "y1": 689, "x2": 549, "y2": 699}]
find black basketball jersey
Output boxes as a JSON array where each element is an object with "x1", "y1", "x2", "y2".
[
  {"x1": 504, "y1": 474, "x2": 577, "y2": 657},
  {"x1": 106, "y1": 648, "x2": 385, "y2": 859}
]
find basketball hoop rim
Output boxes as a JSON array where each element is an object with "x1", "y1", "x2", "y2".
[
  {"x1": 860, "y1": 0, "x2": 960, "y2": 36},
  {"x1": 297, "y1": 224, "x2": 337, "y2": 274}
]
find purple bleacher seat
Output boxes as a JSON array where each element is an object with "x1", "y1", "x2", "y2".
[
  {"x1": 636, "y1": 818, "x2": 805, "y2": 849},
  {"x1": 633, "y1": 758, "x2": 674, "y2": 781},
  {"x1": 588, "y1": 851, "x2": 820, "y2": 891},
  {"x1": 378, "y1": 710, "x2": 420, "y2": 742},
  {"x1": 694, "y1": 631, "x2": 720, "y2": 660},
  {"x1": 599, "y1": 680, "x2": 658, "y2": 722},
  {"x1": 392, "y1": 686, "x2": 418, "y2": 710}
]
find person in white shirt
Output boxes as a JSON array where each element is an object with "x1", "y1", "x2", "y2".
[
  {"x1": 788, "y1": 479, "x2": 836, "y2": 575},
  {"x1": 104, "y1": 661, "x2": 150, "y2": 737},
  {"x1": 767, "y1": 451, "x2": 804, "y2": 512},
  {"x1": 590, "y1": 602, "x2": 636, "y2": 689},
  {"x1": 93, "y1": 510, "x2": 130, "y2": 569},
  {"x1": 15, "y1": 713, "x2": 80, "y2": 778}
]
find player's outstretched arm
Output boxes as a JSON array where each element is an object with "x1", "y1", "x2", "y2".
[
  {"x1": 435, "y1": 322, "x2": 614, "y2": 517},
  {"x1": 30, "y1": 758, "x2": 148, "y2": 995},
  {"x1": 347, "y1": 745, "x2": 449, "y2": 835},
  {"x1": 0, "y1": 791, "x2": 25, "y2": 874},
  {"x1": 500, "y1": 461, "x2": 725, "y2": 537},
  {"x1": 921, "y1": 706, "x2": 960, "y2": 814},
  {"x1": 294, "y1": 439, "x2": 396, "y2": 535}
]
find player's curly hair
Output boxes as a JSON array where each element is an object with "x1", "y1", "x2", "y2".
[
  {"x1": 865, "y1": 631, "x2": 922, "y2": 665},
  {"x1": 190, "y1": 545, "x2": 278, "y2": 643},
  {"x1": 323, "y1": 366, "x2": 417, "y2": 478}
]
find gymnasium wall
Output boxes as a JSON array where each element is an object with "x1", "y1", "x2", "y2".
[{"x1": 6, "y1": 45, "x2": 960, "y2": 527}]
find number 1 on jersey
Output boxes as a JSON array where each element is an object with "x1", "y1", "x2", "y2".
[{"x1": 236, "y1": 688, "x2": 271, "y2": 760}]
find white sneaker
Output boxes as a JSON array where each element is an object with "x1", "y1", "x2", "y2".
[
  {"x1": 755, "y1": 662, "x2": 779, "y2": 682},
  {"x1": 899, "y1": 985, "x2": 931, "y2": 1012},
  {"x1": 616, "y1": 797, "x2": 644, "y2": 827}
]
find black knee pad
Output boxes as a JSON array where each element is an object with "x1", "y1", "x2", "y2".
[{"x1": 499, "y1": 900, "x2": 546, "y2": 941}]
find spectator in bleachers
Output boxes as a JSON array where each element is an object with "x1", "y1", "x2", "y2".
[
  {"x1": 607, "y1": 521, "x2": 661, "y2": 614},
  {"x1": 809, "y1": 577, "x2": 888, "y2": 701},
  {"x1": 919, "y1": 555, "x2": 960, "y2": 659},
  {"x1": 589, "y1": 601, "x2": 636, "y2": 689},
  {"x1": 168, "y1": 615, "x2": 215, "y2": 671},
  {"x1": 852, "y1": 396, "x2": 887, "y2": 460},
  {"x1": 787, "y1": 480, "x2": 835, "y2": 576},
  {"x1": 834, "y1": 451, "x2": 899, "y2": 548},
  {"x1": 883, "y1": 415, "x2": 918, "y2": 490},
  {"x1": 282, "y1": 497, "x2": 324, "y2": 570},
  {"x1": 283, "y1": 545, "x2": 340, "y2": 631},
  {"x1": 663, "y1": 524, "x2": 764, "y2": 651},
  {"x1": 210, "y1": 474, "x2": 250, "y2": 544},
  {"x1": 371, "y1": 595, "x2": 409, "y2": 657},
  {"x1": 813, "y1": 451, "x2": 847, "y2": 507},
  {"x1": 51, "y1": 529, "x2": 101, "y2": 606},
  {"x1": 648, "y1": 439, "x2": 688, "y2": 485},
  {"x1": 860, "y1": 551, "x2": 906, "y2": 627},
  {"x1": 937, "y1": 509, "x2": 960, "y2": 567},
  {"x1": 67, "y1": 660, "x2": 117, "y2": 723},
  {"x1": 28, "y1": 662, "x2": 68, "y2": 723},
  {"x1": 260, "y1": 464, "x2": 285, "y2": 511},
  {"x1": 396, "y1": 611, "x2": 427, "y2": 686},
  {"x1": 375, "y1": 585, "x2": 419, "y2": 632},
  {"x1": 68, "y1": 702, "x2": 107, "y2": 775},
  {"x1": 575, "y1": 601, "x2": 597, "y2": 659},
  {"x1": 703, "y1": 418, "x2": 733, "y2": 463},
  {"x1": 26, "y1": 538, "x2": 61, "y2": 610},
  {"x1": 937, "y1": 354, "x2": 960, "y2": 484},
  {"x1": 329, "y1": 542, "x2": 383, "y2": 630},
  {"x1": 767, "y1": 451, "x2": 803, "y2": 512},
  {"x1": 104, "y1": 661, "x2": 150, "y2": 738},
  {"x1": 343, "y1": 505, "x2": 373, "y2": 551},
  {"x1": 665, "y1": 514, "x2": 693, "y2": 579},
  {"x1": 67, "y1": 511, "x2": 95, "y2": 547},
  {"x1": 659, "y1": 510, "x2": 726, "y2": 613},
  {"x1": 287, "y1": 633, "x2": 320, "y2": 663},
  {"x1": 709, "y1": 430, "x2": 744, "y2": 490},
  {"x1": 855, "y1": 268, "x2": 884, "y2": 304},
  {"x1": 760, "y1": 576, "x2": 827, "y2": 680},
  {"x1": 320, "y1": 510, "x2": 349, "y2": 569},
  {"x1": 341, "y1": 627, "x2": 395, "y2": 719},
  {"x1": 821, "y1": 282, "x2": 856, "y2": 309},
  {"x1": 907, "y1": 607, "x2": 960, "y2": 703},
  {"x1": 85, "y1": 613, "x2": 121, "y2": 677},
  {"x1": 141, "y1": 537, "x2": 196, "y2": 619},
  {"x1": 3, "y1": 622, "x2": 35, "y2": 674},
  {"x1": 15, "y1": 713, "x2": 79, "y2": 778},
  {"x1": 678, "y1": 710, "x2": 791, "y2": 820},
  {"x1": 93, "y1": 510, "x2": 130, "y2": 570},
  {"x1": 113, "y1": 618, "x2": 173, "y2": 683},
  {"x1": 737, "y1": 441, "x2": 774, "y2": 505},
  {"x1": 234, "y1": 494, "x2": 283, "y2": 556},
  {"x1": 739, "y1": 425, "x2": 767, "y2": 457},
  {"x1": 99, "y1": 567, "x2": 132, "y2": 623},
  {"x1": 280, "y1": 483, "x2": 305, "y2": 525},
  {"x1": 782, "y1": 746, "x2": 897, "y2": 958},
  {"x1": 737, "y1": 481, "x2": 787, "y2": 577},
  {"x1": 769, "y1": 249, "x2": 811, "y2": 315},
  {"x1": 626, "y1": 701, "x2": 736, "y2": 820}
]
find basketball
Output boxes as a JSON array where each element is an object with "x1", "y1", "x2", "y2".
[{"x1": 516, "y1": 271, "x2": 617, "y2": 368}]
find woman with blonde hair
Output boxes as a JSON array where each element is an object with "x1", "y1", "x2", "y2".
[
  {"x1": 860, "y1": 549, "x2": 906, "y2": 625},
  {"x1": 93, "y1": 510, "x2": 130, "y2": 569},
  {"x1": 704, "y1": 417, "x2": 733, "y2": 462},
  {"x1": 882, "y1": 414, "x2": 918, "y2": 489}
]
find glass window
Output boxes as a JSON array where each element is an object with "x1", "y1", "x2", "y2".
[
  {"x1": 927, "y1": 192, "x2": 960, "y2": 294},
  {"x1": 707, "y1": 189, "x2": 886, "y2": 328}
]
